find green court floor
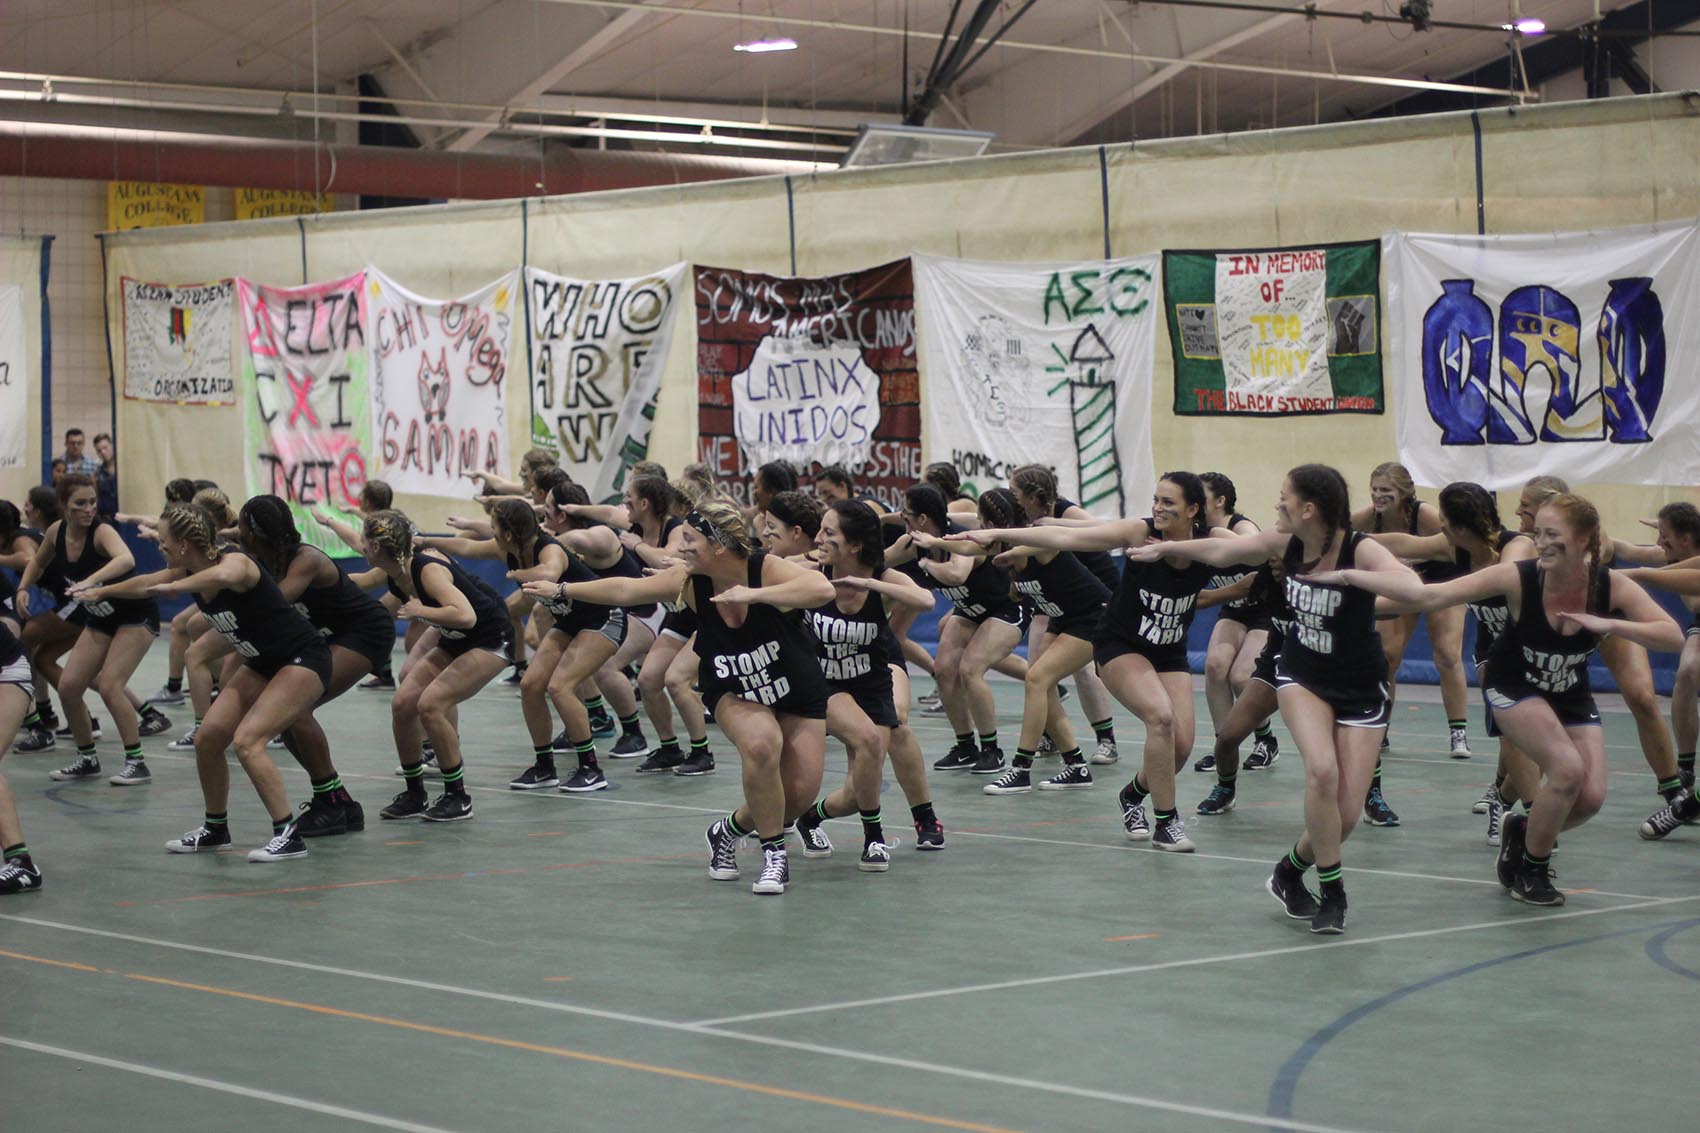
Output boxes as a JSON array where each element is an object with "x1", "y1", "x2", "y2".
[{"x1": 2, "y1": 644, "x2": 1696, "y2": 1132}]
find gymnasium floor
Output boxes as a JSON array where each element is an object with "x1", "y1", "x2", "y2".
[{"x1": 2, "y1": 645, "x2": 1696, "y2": 1133}]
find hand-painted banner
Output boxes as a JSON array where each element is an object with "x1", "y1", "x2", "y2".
[
  {"x1": 1165, "y1": 241, "x2": 1383, "y2": 415},
  {"x1": 121, "y1": 278, "x2": 235, "y2": 404},
  {"x1": 238, "y1": 272, "x2": 370, "y2": 552},
  {"x1": 695, "y1": 261, "x2": 921, "y2": 509},
  {"x1": 0, "y1": 285, "x2": 24, "y2": 471},
  {"x1": 1386, "y1": 223, "x2": 1700, "y2": 489},
  {"x1": 369, "y1": 269, "x2": 514, "y2": 499},
  {"x1": 527, "y1": 264, "x2": 685, "y2": 503},
  {"x1": 914, "y1": 254, "x2": 1157, "y2": 516}
]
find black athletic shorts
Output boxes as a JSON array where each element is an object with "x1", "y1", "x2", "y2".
[
  {"x1": 1094, "y1": 628, "x2": 1190, "y2": 674},
  {"x1": 328, "y1": 626, "x2": 395, "y2": 673},
  {"x1": 1482, "y1": 678, "x2": 1601, "y2": 729},
  {"x1": 661, "y1": 606, "x2": 697, "y2": 641},
  {"x1": 1047, "y1": 609, "x2": 1105, "y2": 643},
  {"x1": 70, "y1": 598, "x2": 160, "y2": 637},
  {"x1": 550, "y1": 605, "x2": 629, "y2": 648},
  {"x1": 437, "y1": 621, "x2": 512, "y2": 660},
  {"x1": 245, "y1": 638, "x2": 334, "y2": 689},
  {"x1": 1217, "y1": 606, "x2": 1272, "y2": 633},
  {"x1": 1273, "y1": 668, "x2": 1391, "y2": 729},
  {"x1": 827, "y1": 676, "x2": 900, "y2": 728}
]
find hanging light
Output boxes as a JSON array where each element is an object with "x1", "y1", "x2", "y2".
[
  {"x1": 733, "y1": 37, "x2": 798, "y2": 53},
  {"x1": 1503, "y1": 18, "x2": 1547, "y2": 34}
]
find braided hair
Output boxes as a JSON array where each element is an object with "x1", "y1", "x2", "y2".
[
  {"x1": 1286, "y1": 464, "x2": 1351, "y2": 569},
  {"x1": 1438, "y1": 482, "x2": 1502, "y2": 545},
  {"x1": 238, "y1": 495, "x2": 303, "y2": 577},
  {"x1": 627, "y1": 476, "x2": 675, "y2": 527},
  {"x1": 161, "y1": 502, "x2": 222, "y2": 560},
  {"x1": 164, "y1": 478, "x2": 198, "y2": 504},
  {"x1": 362, "y1": 509, "x2": 416, "y2": 569},
  {"x1": 923, "y1": 461, "x2": 963, "y2": 499},
  {"x1": 1009, "y1": 465, "x2": 1057, "y2": 516},
  {"x1": 26, "y1": 485, "x2": 60, "y2": 526},
  {"x1": 688, "y1": 498, "x2": 756, "y2": 556},
  {"x1": 192, "y1": 488, "x2": 237, "y2": 531},
  {"x1": 491, "y1": 496, "x2": 541, "y2": 555},
  {"x1": 977, "y1": 486, "x2": 1026, "y2": 532},
  {"x1": 1199, "y1": 471, "x2": 1237, "y2": 515}
]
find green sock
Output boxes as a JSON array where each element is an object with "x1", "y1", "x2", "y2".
[
  {"x1": 725, "y1": 812, "x2": 751, "y2": 838},
  {"x1": 1123, "y1": 774, "x2": 1149, "y2": 805},
  {"x1": 1372, "y1": 758, "x2": 1384, "y2": 786},
  {"x1": 1060, "y1": 747, "x2": 1085, "y2": 767},
  {"x1": 400, "y1": 761, "x2": 427, "y2": 797},
  {"x1": 1287, "y1": 843, "x2": 1313, "y2": 873},
  {"x1": 1448, "y1": 718, "x2": 1467, "y2": 731},
  {"x1": 1217, "y1": 768, "x2": 1238, "y2": 787},
  {"x1": 310, "y1": 775, "x2": 342, "y2": 796},
  {"x1": 2, "y1": 842, "x2": 28, "y2": 863},
  {"x1": 860, "y1": 808, "x2": 884, "y2": 845},
  {"x1": 123, "y1": 744, "x2": 143, "y2": 763},
  {"x1": 1254, "y1": 722, "x2": 1274, "y2": 740}
]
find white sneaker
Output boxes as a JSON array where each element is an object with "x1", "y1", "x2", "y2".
[
  {"x1": 752, "y1": 846, "x2": 789, "y2": 894},
  {"x1": 1472, "y1": 785, "x2": 1497, "y2": 815},
  {"x1": 1449, "y1": 727, "x2": 1473, "y2": 759},
  {"x1": 167, "y1": 724, "x2": 200, "y2": 752},
  {"x1": 1089, "y1": 739, "x2": 1119, "y2": 765}
]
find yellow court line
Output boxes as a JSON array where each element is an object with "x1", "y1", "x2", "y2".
[
  {"x1": 123, "y1": 973, "x2": 1023, "y2": 1133},
  {"x1": 1103, "y1": 934, "x2": 1160, "y2": 943},
  {"x1": 0, "y1": 948, "x2": 101, "y2": 973}
]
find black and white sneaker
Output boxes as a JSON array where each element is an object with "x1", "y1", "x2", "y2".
[
  {"x1": 1449, "y1": 727, "x2": 1473, "y2": 759},
  {"x1": 1035, "y1": 734, "x2": 1057, "y2": 758},
  {"x1": 706, "y1": 820, "x2": 740, "y2": 880},
  {"x1": 423, "y1": 793, "x2": 474, "y2": 821},
  {"x1": 167, "y1": 724, "x2": 201, "y2": 752},
  {"x1": 138, "y1": 706, "x2": 173, "y2": 737},
  {"x1": 796, "y1": 822, "x2": 833, "y2": 858},
  {"x1": 1310, "y1": 890, "x2": 1347, "y2": 934},
  {"x1": 1151, "y1": 814, "x2": 1195, "y2": 852},
  {"x1": 248, "y1": 825, "x2": 308, "y2": 862},
  {"x1": 858, "y1": 842, "x2": 891, "y2": 873},
  {"x1": 673, "y1": 749, "x2": 716, "y2": 776},
  {"x1": 1196, "y1": 784, "x2": 1236, "y2": 815},
  {"x1": 379, "y1": 791, "x2": 429, "y2": 820},
  {"x1": 1640, "y1": 792, "x2": 1698, "y2": 840},
  {"x1": 108, "y1": 759, "x2": 151, "y2": 786},
  {"x1": 550, "y1": 727, "x2": 573, "y2": 753},
  {"x1": 752, "y1": 846, "x2": 789, "y2": 894},
  {"x1": 57, "y1": 717, "x2": 102, "y2": 741},
  {"x1": 294, "y1": 795, "x2": 350, "y2": 838},
  {"x1": 921, "y1": 699, "x2": 949, "y2": 717},
  {"x1": 1472, "y1": 786, "x2": 1498, "y2": 815},
  {"x1": 635, "y1": 745, "x2": 684, "y2": 773},
  {"x1": 970, "y1": 746, "x2": 1007, "y2": 775},
  {"x1": 0, "y1": 859, "x2": 43, "y2": 894},
  {"x1": 917, "y1": 692, "x2": 942, "y2": 709},
  {"x1": 1510, "y1": 861, "x2": 1564, "y2": 907},
  {"x1": 1266, "y1": 859, "x2": 1320, "y2": 920},
  {"x1": 609, "y1": 733, "x2": 647, "y2": 758},
  {"x1": 166, "y1": 824, "x2": 232, "y2": 853},
  {"x1": 1363, "y1": 786, "x2": 1400, "y2": 827},
  {"x1": 559, "y1": 765, "x2": 608, "y2": 793},
  {"x1": 1089, "y1": 739, "x2": 1119, "y2": 765},
  {"x1": 359, "y1": 673, "x2": 396, "y2": 691},
  {"x1": 982, "y1": 767, "x2": 1031, "y2": 795},
  {"x1": 1485, "y1": 795, "x2": 1508, "y2": 847},
  {"x1": 1118, "y1": 786, "x2": 1150, "y2": 841},
  {"x1": 1039, "y1": 763, "x2": 1094, "y2": 790},
  {"x1": 914, "y1": 819, "x2": 946, "y2": 850},
  {"x1": 508, "y1": 763, "x2": 559, "y2": 790},
  {"x1": 1192, "y1": 752, "x2": 1217, "y2": 773},
  {"x1": 149, "y1": 684, "x2": 187, "y2": 706},
  {"x1": 1244, "y1": 734, "x2": 1280, "y2": 770},
  {"x1": 932, "y1": 741, "x2": 978, "y2": 771},
  {"x1": 15, "y1": 724, "x2": 54, "y2": 752},
  {"x1": 49, "y1": 753, "x2": 101, "y2": 781}
]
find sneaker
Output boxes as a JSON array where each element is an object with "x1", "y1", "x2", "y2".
[
  {"x1": 166, "y1": 824, "x2": 233, "y2": 853},
  {"x1": 609, "y1": 732, "x2": 648, "y2": 758},
  {"x1": 588, "y1": 709, "x2": 617, "y2": 738},
  {"x1": 1035, "y1": 734, "x2": 1057, "y2": 757},
  {"x1": 291, "y1": 797, "x2": 347, "y2": 838},
  {"x1": 1510, "y1": 860, "x2": 1565, "y2": 906},
  {"x1": 422, "y1": 792, "x2": 474, "y2": 821},
  {"x1": 394, "y1": 751, "x2": 442, "y2": 778},
  {"x1": 1196, "y1": 784, "x2": 1236, "y2": 815},
  {"x1": 379, "y1": 790, "x2": 429, "y2": 820},
  {"x1": 266, "y1": 735, "x2": 287, "y2": 750},
  {"x1": 0, "y1": 859, "x2": 43, "y2": 894},
  {"x1": 359, "y1": 673, "x2": 396, "y2": 691},
  {"x1": 503, "y1": 666, "x2": 526, "y2": 686},
  {"x1": 1151, "y1": 814, "x2": 1195, "y2": 852},
  {"x1": 1486, "y1": 795, "x2": 1508, "y2": 847},
  {"x1": 49, "y1": 753, "x2": 101, "y2": 781},
  {"x1": 1363, "y1": 786, "x2": 1400, "y2": 827},
  {"x1": 1039, "y1": 763, "x2": 1094, "y2": 790},
  {"x1": 509, "y1": 762, "x2": 559, "y2": 790},
  {"x1": 57, "y1": 717, "x2": 102, "y2": 741},
  {"x1": 248, "y1": 825, "x2": 308, "y2": 862},
  {"x1": 1118, "y1": 786, "x2": 1150, "y2": 841},
  {"x1": 15, "y1": 724, "x2": 54, "y2": 752},
  {"x1": 635, "y1": 745, "x2": 685, "y2": 773},
  {"x1": 921, "y1": 699, "x2": 949, "y2": 716},
  {"x1": 108, "y1": 759, "x2": 151, "y2": 786},
  {"x1": 752, "y1": 846, "x2": 789, "y2": 894},
  {"x1": 932, "y1": 741, "x2": 978, "y2": 771},
  {"x1": 1193, "y1": 752, "x2": 1217, "y2": 773},
  {"x1": 1472, "y1": 785, "x2": 1498, "y2": 815},
  {"x1": 969, "y1": 746, "x2": 1006, "y2": 775},
  {"x1": 1310, "y1": 889, "x2": 1347, "y2": 934},
  {"x1": 149, "y1": 684, "x2": 186, "y2": 706},
  {"x1": 917, "y1": 692, "x2": 941, "y2": 709},
  {"x1": 673, "y1": 749, "x2": 717, "y2": 776},
  {"x1": 706, "y1": 820, "x2": 740, "y2": 880},
  {"x1": 1089, "y1": 739, "x2": 1119, "y2": 765},
  {"x1": 914, "y1": 819, "x2": 946, "y2": 850},
  {"x1": 550, "y1": 728, "x2": 573, "y2": 753},
  {"x1": 559, "y1": 765, "x2": 608, "y2": 793},
  {"x1": 858, "y1": 841, "x2": 891, "y2": 873},
  {"x1": 796, "y1": 821, "x2": 833, "y2": 858},
  {"x1": 1244, "y1": 734, "x2": 1280, "y2": 770},
  {"x1": 982, "y1": 766, "x2": 1031, "y2": 795},
  {"x1": 1266, "y1": 859, "x2": 1320, "y2": 920},
  {"x1": 138, "y1": 707, "x2": 173, "y2": 737},
  {"x1": 167, "y1": 724, "x2": 201, "y2": 752},
  {"x1": 1497, "y1": 812, "x2": 1527, "y2": 889},
  {"x1": 1449, "y1": 727, "x2": 1473, "y2": 759},
  {"x1": 1640, "y1": 792, "x2": 1698, "y2": 840},
  {"x1": 344, "y1": 799, "x2": 366, "y2": 832}
]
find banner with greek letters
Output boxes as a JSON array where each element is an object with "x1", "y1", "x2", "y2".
[
  {"x1": 527, "y1": 263, "x2": 685, "y2": 503},
  {"x1": 695, "y1": 261, "x2": 920, "y2": 509},
  {"x1": 0, "y1": 285, "x2": 24, "y2": 471},
  {"x1": 238, "y1": 272, "x2": 370, "y2": 553},
  {"x1": 913, "y1": 254, "x2": 1157, "y2": 515},
  {"x1": 1165, "y1": 241, "x2": 1383, "y2": 415},
  {"x1": 1386, "y1": 223, "x2": 1700, "y2": 489},
  {"x1": 369, "y1": 269, "x2": 515, "y2": 499},
  {"x1": 121, "y1": 278, "x2": 235, "y2": 404}
]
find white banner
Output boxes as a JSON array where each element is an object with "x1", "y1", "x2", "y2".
[
  {"x1": 1387, "y1": 223, "x2": 1700, "y2": 489},
  {"x1": 528, "y1": 263, "x2": 685, "y2": 502},
  {"x1": 369, "y1": 269, "x2": 516, "y2": 498},
  {"x1": 120, "y1": 277, "x2": 235, "y2": 404},
  {"x1": 0, "y1": 285, "x2": 24, "y2": 470},
  {"x1": 914, "y1": 254, "x2": 1157, "y2": 515}
]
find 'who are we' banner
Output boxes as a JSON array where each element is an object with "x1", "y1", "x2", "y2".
[
  {"x1": 913, "y1": 254, "x2": 1157, "y2": 516},
  {"x1": 1165, "y1": 240, "x2": 1384, "y2": 415},
  {"x1": 120, "y1": 277, "x2": 235, "y2": 405},
  {"x1": 1386, "y1": 222, "x2": 1700, "y2": 489},
  {"x1": 369, "y1": 269, "x2": 515, "y2": 498},
  {"x1": 695, "y1": 261, "x2": 921, "y2": 509},
  {"x1": 527, "y1": 264, "x2": 686, "y2": 503},
  {"x1": 0, "y1": 285, "x2": 24, "y2": 471},
  {"x1": 238, "y1": 271, "x2": 370, "y2": 552}
]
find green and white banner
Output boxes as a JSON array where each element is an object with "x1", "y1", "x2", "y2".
[{"x1": 1164, "y1": 241, "x2": 1383, "y2": 416}]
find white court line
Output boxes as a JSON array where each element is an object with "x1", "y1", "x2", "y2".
[{"x1": 0, "y1": 1036, "x2": 461, "y2": 1133}]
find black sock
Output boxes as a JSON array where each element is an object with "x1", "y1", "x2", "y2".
[
  {"x1": 910, "y1": 801, "x2": 937, "y2": 826},
  {"x1": 690, "y1": 736, "x2": 710, "y2": 754},
  {"x1": 1522, "y1": 848, "x2": 1551, "y2": 870},
  {"x1": 954, "y1": 730, "x2": 973, "y2": 748},
  {"x1": 441, "y1": 765, "x2": 468, "y2": 798},
  {"x1": 1286, "y1": 842, "x2": 1313, "y2": 873},
  {"x1": 1122, "y1": 774, "x2": 1149, "y2": 805},
  {"x1": 1253, "y1": 722, "x2": 1274, "y2": 740},
  {"x1": 1678, "y1": 752, "x2": 1695, "y2": 778},
  {"x1": 272, "y1": 816, "x2": 292, "y2": 835},
  {"x1": 619, "y1": 711, "x2": 642, "y2": 737},
  {"x1": 165, "y1": 677, "x2": 182, "y2": 693},
  {"x1": 798, "y1": 800, "x2": 830, "y2": 829},
  {"x1": 759, "y1": 832, "x2": 786, "y2": 854},
  {"x1": 655, "y1": 736, "x2": 680, "y2": 752},
  {"x1": 1090, "y1": 717, "x2": 1115, "y2": 743},
  {"x1": 400, "y1": 761, "x2": 428, "y2": 798},
  {"x1": 584, "y1": 696, "x2": 607, "y2": 717},
  {"x1": 1153, "y1": 806, "x2": 1177, "y2": 823},
  {"x1": 2, "y1": 842, "x2": 31, "y2": 869},
  {"x1": 574, "y1": 739, "x2": 598, "y2": 769},
  {"x1": 310, "y1": 775, "x2": 342, "y2": 797},
  {"x1": 205, "y1": 812, "x2": 228, "y2": 828},
  {"x1": 1316, "y1": 862, "x2": 1344, "y2": 898},
  {"x1": 1448, "y1": 717, "x2": 1467, "y2": 732},
  {"x1": 123, "y1": 743, "x2": 143, "y2": 763},
  {"x1": 1060, "y1": 747, "x2": 1085, "y2": 767},
  {"x1": 1013, "y1": 747, "x2": 1037, "y2": 769},
  {"x1": 1216, "y1": 768, "x2": 1238, "y2": 788},
  {"x1": 725, "y1": 812, "x2": 751, "y2": 839},
  {"x1": 860, "y1": 808, "x2": 884, "y2": 845},
  {"x1": 978, "y1": 730, "x2": 998, "y2": 751},
  {"x1": 1372, "y1": 758, "x2": 1384, "y2": 786},
  {"x1": 532, "y1": 744, "x2": 556, "y2": 771},
  {"x1": 1657, "y1": 775, "x2": 1683, "y2": 802}
]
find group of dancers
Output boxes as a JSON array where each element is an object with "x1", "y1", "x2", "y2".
[{"x1": 1, "y1": 453, "x2": 1696, "y2": 934}]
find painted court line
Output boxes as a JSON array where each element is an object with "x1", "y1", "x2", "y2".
[{"x1": 0, "y1": 1036, "x2": 459, "y2": 1133}]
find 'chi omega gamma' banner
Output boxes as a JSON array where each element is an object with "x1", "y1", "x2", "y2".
[
  {"x1": 1165, "y1": 240, "x2": 1384, "y2": 415},
  {"x1": 1385, "y1": 222, "x2": 1700, "y2": 489},
  {"x1": 913, "y1": 254, "x2": 1157, "y2": 516},
  {"x1": 368, "y1": 269, "x2": 515, "y2": 499},
  {"x1": 121, "y1": 277, "x2": 235, "y2": 405},
  {"x1": 238, "y1": 271, "x2": 371, "y2": 552}
]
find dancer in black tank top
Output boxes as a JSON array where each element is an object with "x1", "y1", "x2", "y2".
[
  {"x1": 1135, "y1": 465, "x2": 1416, "y2": 934},
  {"x1": 1191, "y1": 557, "x2": 1289, "y2": 818},
  {"x1": 0, "y1": 603, "x2": 43, "y2": 894},
  {"x1": 11, "y1": 488, "x2": 80, "y2": 753},
  {"x1": 1197, "y1": 473, "x2": 1279, "y2": 782},
  {"x1": 361, "y1": 509, "x2": 511, "y2": 825},
  {"x1": 1331, "y1": 491, "x2": 1680, "y2": 908},
  {"x1": 972, "y1": 473, "x2": 1224, "y2": 855},
  {"x1": 550, "y1": 500, "x2": 835, "y2": 896},
  {"x1": 791, "y1": 500, "x2": 939, "y2": 871}
]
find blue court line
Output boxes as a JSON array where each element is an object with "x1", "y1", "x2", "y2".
[
  {"x1": 1645, "y1": 920, "x2": 1700, "y2": 982},
  {"x1": 1268, "y1": 915, "x2": 1700, "y2": 1126}
]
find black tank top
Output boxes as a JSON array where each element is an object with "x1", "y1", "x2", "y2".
[
  {"x1": 588, "y1": 531, "x2": 659, "y2": 618},
  {"x1": 693, "y1": 550, "x2": 827, "y2": 707},
  {"x1": 1013, "y1": 549, "x2": 1110, "y2": 620},
  {"x1": 288, "y1": 545, "x2": 392, "y2": 639},
  {"x1": 392, "y1": 550, "x2": 508, "y2": 642},
  {"x1": 1463, "y1": 530, "x2": 1519, "y2": 663},
  {"x1": 1279, "y1": 530, "x2": 1386, "y2": 688},
  {"x1": 513, "y1": 535, "x2": 611, "y2": 626},
  {"x1": 57, "y1": 518, "x2": 153, "y2": 623},
  {"x1": 1252, "y1": 563, "x2": 1292, "y2": 640},
  {"x1": 1054, "y1": 498, "x2": 1121, "y2": 592},
  {"x1": 808, "y1": 567, "x2": 894, "y2": 686},
  {"x1": 1104, "y1": 523, "x2": 1214, "y2": 648},
  {"x1": 194, "y1": 552, "x2": 323, "y2": 665},
  {"x1": 1485, "y1": 559, "x2": 1610, "y2": 696},
  {"x1": 1207, "y1": 512, "x2": 1265, "y2": 614},
  {"x1": 924, "y1": 528, "x2": 1014, "y2": 619}
]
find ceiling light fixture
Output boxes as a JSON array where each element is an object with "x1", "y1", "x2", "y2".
[
  {"x1": 1504, "y1": 18, "x2": 1546, "y2": 35},
  {"x1": 733, "y1": 37, "x2": 798, "y2": 53}
]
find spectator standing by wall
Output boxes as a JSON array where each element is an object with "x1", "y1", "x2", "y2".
[
  {"x1": 60, "y1": 429, "x2": 102, "y2": 477},
  {"x1": 93, "y1": 434, "x2": 118, "y2": 518}
]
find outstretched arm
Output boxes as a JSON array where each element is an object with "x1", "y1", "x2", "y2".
[
  {"x1": 1560, "y1": 573, "x2": 1684, "y2": 652},
  {"x1": 1124, "y1": 528, "x2": 1283, "y2": 568},
  {"x1": 960, "y1": 516, "x2": 1149, "y2": 554}
]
